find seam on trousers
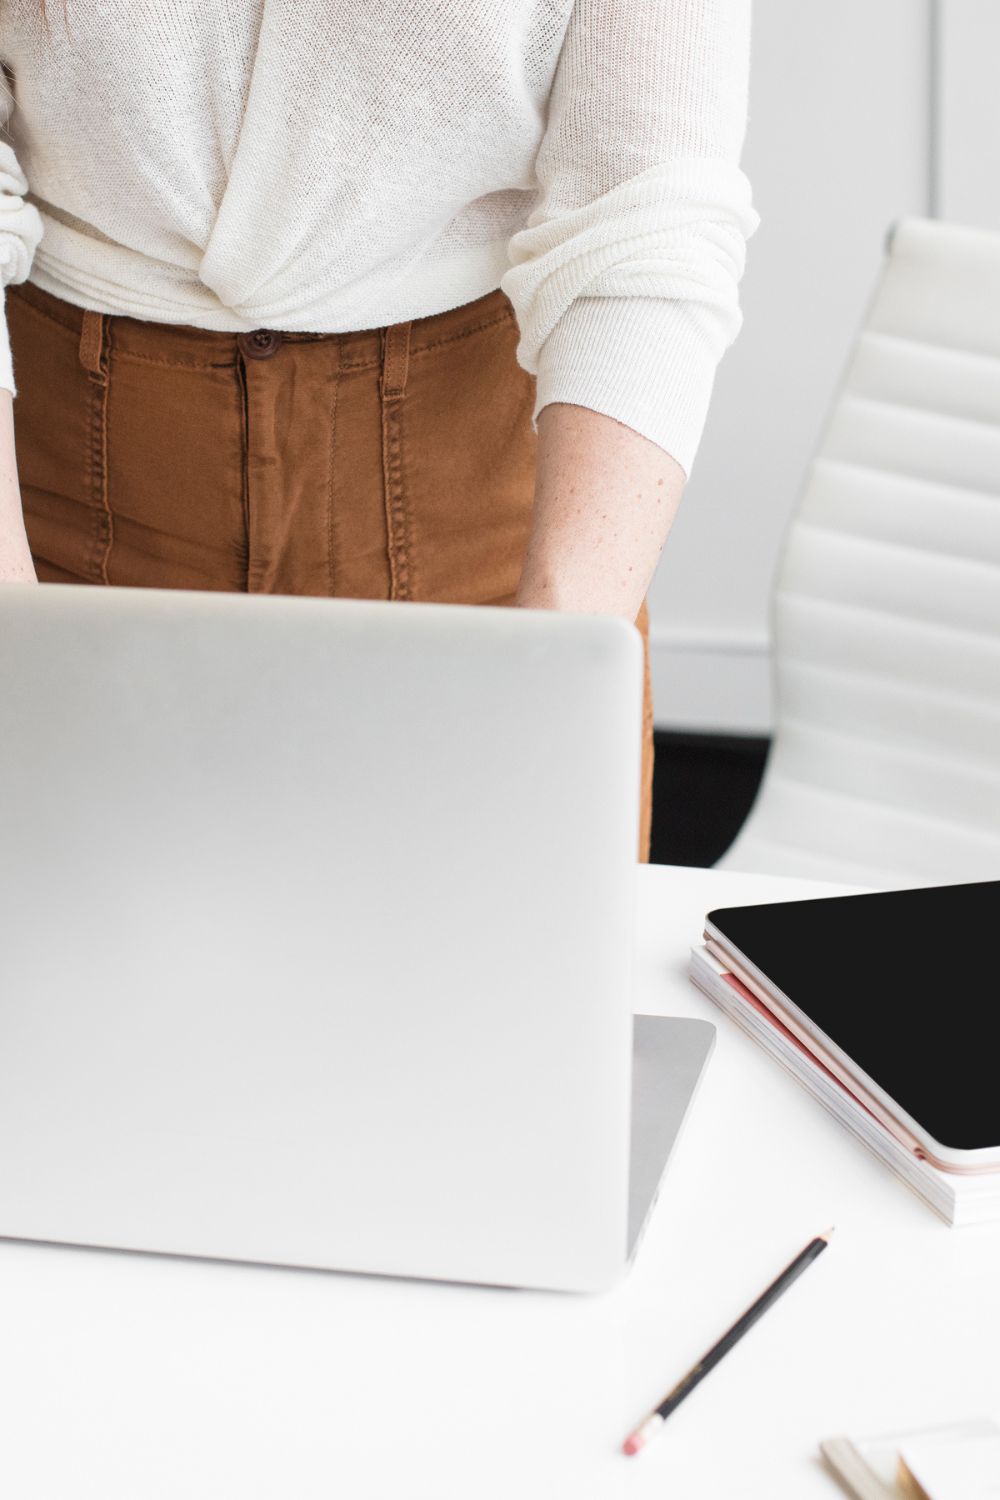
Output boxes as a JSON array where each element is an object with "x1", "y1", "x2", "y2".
[
  {"x1": 111, "y1": 348, "x2": 238, "y2": 372},
  {"x1": 380, "y1": 320, "x2": 413, "y2": 601},
  {"x1": 78, "y1": 308, "x2": 113, "y2": 584},
  {"x1": 326, "y1": 343, "x2": 342, "y2": 597},
  {"x1": 234, "y1": 352, "x2": 252, "y2": 591},
  {"x1": 408, "y1": 307, "x2": 515, "y2": 359}
]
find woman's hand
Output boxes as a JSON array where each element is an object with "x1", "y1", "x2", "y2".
[
  {"x1": 514, "y1": 402, "x2": 685, "y2": 619},
  {"x1": 0, "y1": 387, "x2": 36, "y2": 582},
  {"x1": 0, "y1": 527, "x2": 37, "y2": 582}
]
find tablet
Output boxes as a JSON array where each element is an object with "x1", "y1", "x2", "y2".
[{"x1": 704, "y1": 881, "x2": 1000, "y2": 1172}]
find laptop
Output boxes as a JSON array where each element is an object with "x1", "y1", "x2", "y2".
[{"x1": 0, "y1": 583, "x2": 713, "y2": 1293}]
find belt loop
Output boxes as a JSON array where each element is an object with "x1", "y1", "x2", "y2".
[
  {"x1": 379, "y1": 320, "x2": 413, "y2": 601},
  {"x1": 78, "y1": 307, "x2": 109, "y2": 385},
  {"x1": 379, "y1": 320, "x2": 412, "y2": 402}
]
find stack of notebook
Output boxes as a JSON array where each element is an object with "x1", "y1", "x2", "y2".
[
  {"x1": 820, "y1": 1418, "x2": 1000, "y2": 1498},
  {"x1": 688, "y1": 882, "x2": 1000, "y2": 1228}
]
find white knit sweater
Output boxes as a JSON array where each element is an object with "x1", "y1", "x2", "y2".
[{"x1": 0, "y1": 0, "x2": 758, "y2": 478}]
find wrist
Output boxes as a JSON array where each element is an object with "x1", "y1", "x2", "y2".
[
  {"x1": 515, "y1": 560, "x2": 649, "y2": 619},
  {"x1": 0, "y1": 515, "x2": 37, "y2": 583}
]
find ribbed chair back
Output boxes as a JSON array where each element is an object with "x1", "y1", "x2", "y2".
[{"x1": 718, "y1": 217, "x2": 1000, "y2": 886}]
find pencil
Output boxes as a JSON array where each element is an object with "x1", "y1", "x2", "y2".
[{"x1": 622, "y1": 1227, "x2": 834, "y2": 1457}]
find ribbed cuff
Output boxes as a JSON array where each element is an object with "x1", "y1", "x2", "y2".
[
  {"x1": 531, "y1": 294, "x2": 735, "y2": 482},
  {"x1": 0, "y1": 283, "x2": 15, "y2": 397}
]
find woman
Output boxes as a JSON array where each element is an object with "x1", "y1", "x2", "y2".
[{"x1": 0, "y1": 0, "x2": 758, "y2": 861}]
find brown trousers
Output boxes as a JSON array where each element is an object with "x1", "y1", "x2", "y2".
[{"x1": 9, "y1": 278, "x2": 654, "y2": 860}]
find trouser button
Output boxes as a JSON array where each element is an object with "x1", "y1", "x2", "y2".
[{"x1": 239, "y1": 329, "x2": 282, "y2": 358}]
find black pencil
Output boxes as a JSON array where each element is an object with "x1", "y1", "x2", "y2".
[{"x1": 622, "y1": 1228, "x2": 834, "y2": 1457}]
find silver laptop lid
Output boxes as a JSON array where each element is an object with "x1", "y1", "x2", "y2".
[{"x1": 0, "y1": 585, "x2": 643, "y2": 1291}]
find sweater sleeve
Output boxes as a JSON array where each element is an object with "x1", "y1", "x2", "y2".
[
  {"x1": 499, "y1": 0, "x2": 759, "y2": 480},
  {"x1": 0, "y1": 68, "x2": 44, "y2": 398}
]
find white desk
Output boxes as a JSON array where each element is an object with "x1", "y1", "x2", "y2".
[{"x1": 3, "y1": 865, "x2": 997, "y2": 1498}]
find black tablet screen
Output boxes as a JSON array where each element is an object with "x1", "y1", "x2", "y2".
[{"x1": 707, "y1": 880, "x2": 1000, "y2": 1153}]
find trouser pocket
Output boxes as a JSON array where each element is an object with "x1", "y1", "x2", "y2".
[{"x1": 9, "y1": 283, "x2": 110, "y2": 585}]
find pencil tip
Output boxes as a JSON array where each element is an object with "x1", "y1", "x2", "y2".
[{"x1": 818, "y1": 1226, "x2": 835, "y2": 1241}]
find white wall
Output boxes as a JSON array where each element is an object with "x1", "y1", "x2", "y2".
[
  {"x1": 936, "y1": 0, "x2": 1000, "y2": 230},
  {"x1": 647, "y1": 0, "x2": 933, "y2": 733}
]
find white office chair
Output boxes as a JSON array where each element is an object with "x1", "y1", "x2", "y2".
[{"x1": 718, "y1": 216, "x2": 1000, "y2": 888}]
